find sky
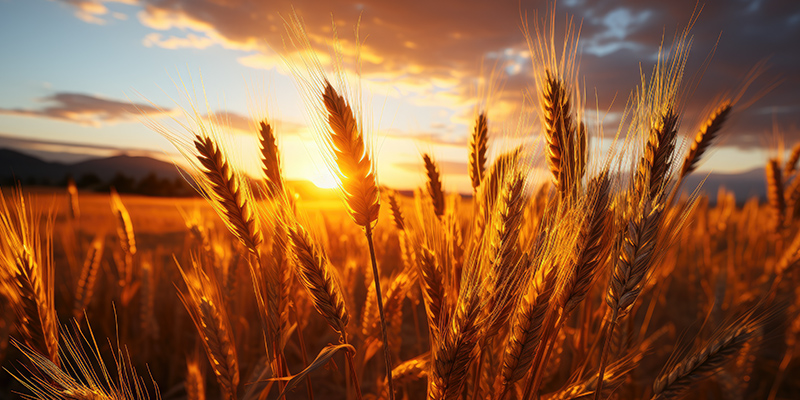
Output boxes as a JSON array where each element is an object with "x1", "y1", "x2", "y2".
[{"x1": 0, "y1": 0, "x2": 798, "y2": 192}]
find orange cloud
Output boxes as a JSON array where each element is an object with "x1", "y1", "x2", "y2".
[{"x1": 0, "y1": 92, "x2": 172, "y2": 127}]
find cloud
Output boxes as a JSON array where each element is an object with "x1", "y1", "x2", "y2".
[
  {"x1": 393, "y1": 160, "x2": 469, "y2": 176},
  {"x1": 53, "y1": 0, "x2": 800, "y2": 150},
  {"x1": 0, "y1": 92, "x2": 171, "y2": 127},
  {"x1": 204, "y1": 111, "x2": 308, "y2": 137}
]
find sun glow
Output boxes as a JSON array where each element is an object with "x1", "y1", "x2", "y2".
[{"x1": 309, "y1": 170, "x2": 339, "y2": 189}]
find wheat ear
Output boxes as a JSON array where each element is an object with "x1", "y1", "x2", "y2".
[
  {"x1": 785, "y1": 142, "x2": 800, "y2": 177},
  {"x1": 288, "y1": 222, "x2": 349, "y2": 336},
  {"x1": 652, "y1": 310, "x2": 767, "y2": 400},
  {"x1": 560, "y1": 172, "x2": 611, "y2": 317},
  {"x1": 321, "y1": 82, "x2": 380, "y2": 227},
  {"x1": 73, "y1": 236, "x2": 104, "y2": 320},
  {"x1": 185, "y1": 355, "x2": 206, "y2": 400},
  {"x1": 469, "y1": 112, "x2": 489, "y2": 191},
  {"x1": 194, "y1": 134, "x2": 262, "y2": 253},
  {"x1": 67, "y1": 177, "x2": 80, "y2": 220},
  {"x1": 766, "y1": 158, "x2": 785, "y2": 232},
  {"x1": 595, "y1": 200, "x2": 663, "y2": 399},
  {"x1": 423, "y1": 153, "x2": 445, "y2": 218},
  {"x1": 177, "y1": 260, "x2": 240, "y2": 400},
  {"x1": 417, "y1": 245, "x2": 444, "y2": 341},
  {"x1": 680, "y1": 102, "x2": 732, "y2": 178},
  {"x1": 499, "y1": 265, "x2": 557, "y2": 393},
  {"x1": 0, "y1": 190, "x2": 59, "y2": 366},
  {"x1": 483, "y1": 172, "x2": 527, "y2": 338},
  {"x1": 636, "y1": 110, "x2": 679, "y2": 202},
  {"x1": 428, "y1": 290, "x2": 483, "y2": 400},
  {"x1": 258, "y1": 119, "x2": 285, "y2": 198}
]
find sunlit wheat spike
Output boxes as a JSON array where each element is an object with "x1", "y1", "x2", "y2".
[
  {"x1": 322, "y1": 81, "x2": 381, "y2": 227},
  {"x1": 428, "y1": 292, "x2": 482, "y2": 400},
  {"x1": 652, "y1": 310, "x2": 767, "y2": 400},
  {"x1": 392, "y1": 352, "x2": 430, "y2": 385},
  {"x1": 560, "y1": 172, "x2": 611, "y2": 317},
  {"x1": 785, "y1": 142, "x2": 800, "y2": 177},
  {"x1": 0, "y1": 190, "x2": 58, "y2": 367},
  {"x1": 636, "y1": 109, "x2": 679, "y2": 202},
  {"x1": 553, "y1": 350, "x2": 642, "y2": 400},
  {"x1": 484, "y1": 172, "x2": 527, "y2": 337},
  {"x1": 417, "y1": 245, "x2": 444, "y2": 340},
  {"x1": 194, "y1": 134, "x2": 262, "y2": 253},
  {"x1": 388, "y1": 190, "x2": 406, "y2": 231},
  {"x1": 140, "y1": 259, "x2": 158, "y2": 340},
  {"x1": 541, "y1": 70, "x2": 577, "y2": 194},
  {"x1": 469, "y1": 112, "x2": 489, "y2": 191},
  {"x1": 177, "y1": 260, "x2": 239, "y2": 400},
  {"x1": 606, "y1": 201, "x2": 662, "y2": 316},
  {"x1": 73, "y1": 236, "x2": 104, "y2": 319},
  {"x1": 785, "y1": 175, "x2": 800, "y2": 221},
  {"x1": 10, "y1": 251, "x2": 59, "y2": 367},
  {"x1": 186, "y1": 356, "x2": 206, "y2": 400},
  {"x1": 288, "y1": 222, "x2": 350, "y2": 336},
  {"x1": 681, "y1": 102, "x2": 732, "y2": 178},
  {"x1": 10, "y1": 320, "x2": 157, "y2": 400},
  {"x1": 500, "y1": 265, "x2": 556, "y2": 389},
  {"x1": 476, "y1": 147, "x2": 523, "y2": 238},
  {"x1": 766, "y1": 158, "x2": 785, "y2": 232},
  {"x1": 110, "y1": 188, "x2": 136, "y2": 256},
  {"x1": 423, "y1": 153, "x2": 445, "y2": 218},
  {"x1": 258, "y1": 119, "x2": 284, "y2": 198},
  {"x1": 67, "y1": 177, "x2": 80, "y2": 220}
]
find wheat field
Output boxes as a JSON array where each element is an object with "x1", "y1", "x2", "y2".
[{"x1": 1, "y1": 8, "x2": 799, "y2": 400}]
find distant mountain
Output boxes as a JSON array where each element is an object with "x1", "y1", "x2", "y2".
[
  {"x1": 683, "y1": 167, "x2": 766, "y2": 203},
  {"x1": 0, "y1": 147, "x2": 770, "y2": 201},
  {"x1": 0, "y1": 148, "x2": 182, "y2": 183},
  {"x1": 0, "y1": 147, "x2": 337, "y2": 198}
]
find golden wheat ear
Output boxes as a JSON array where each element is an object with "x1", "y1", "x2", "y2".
[
  {"x1": 194, "y1": 134, "x2": 263, "y2": 254},
  {"x1": 320, "y1": 81, "x2": 381, "y2": 227},
  {"x1": 681, "y1": 101, "x2": 732, "y2": 179},
  {"x1": 258, "y1": 119, "x2": 285, "y2": 198},
  {"x1": 423, "y1": 153, "x2": 445, "y2": 219},
  {"x1": 0, "y1": 189, "x2": 59, "y2": 367},
  {"x1": 469, "y1": 112, "x2": 489, "y2": 191},
  {"x1": 176, "y1": 258, "x2": 240, "y2": 400}
]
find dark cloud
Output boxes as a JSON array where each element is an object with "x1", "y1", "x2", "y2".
[
  {"x1": 0, "y1": 92, "x2": 168, "y2": 126},
  {"x1": 58, "y1": 0, "x2": 800, "y2": 148}
]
